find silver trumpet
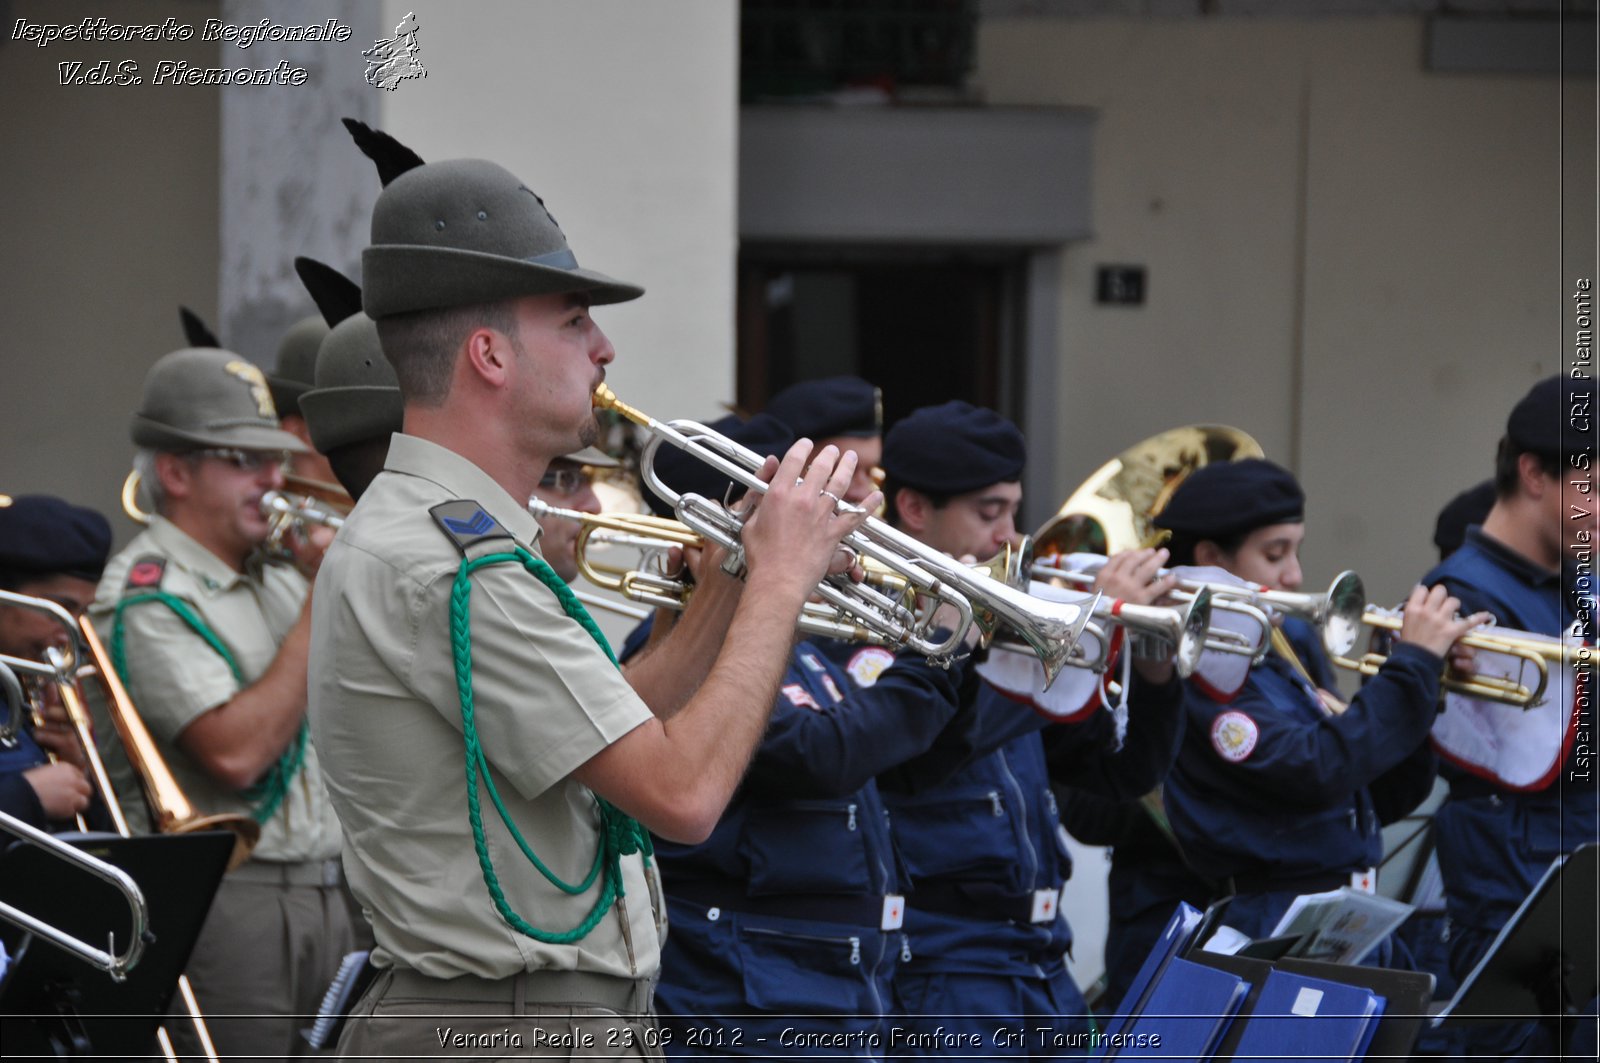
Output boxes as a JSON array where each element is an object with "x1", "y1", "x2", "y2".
[
  {"x1": 594, "y1": 386, "x2": 1097, "y2": 686},
  {"x1": 0, "y1": 662, "x2": 151, "y2": 982},
  {"x1": 261, "y1": 489, "x2": 345, "y2": 551},
  {"x1": 1032, "y1": 555, "x2": 1274, "y2": 663}
]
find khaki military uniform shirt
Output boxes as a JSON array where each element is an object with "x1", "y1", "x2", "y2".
[
  {"x1": 90, "y1": 516, "x2": 341, "y2": 863},
  {"x1": 307, "y1": 433, "x2": 662, "y2": 981}
]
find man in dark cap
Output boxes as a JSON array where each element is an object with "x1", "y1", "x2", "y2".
[
  {"x1": 613, "y1": 412, "x2": 981, "y2": 1054},
  {"x1": 1152, "y1": 459, "x2": 1482, "y2": 951},
  {"x1": 0, "y1": 495, "x2": 110, "y2": 828},
  {"x1": 310, "y1": 131, "x2": 873, "y2": 1057},
  {"x1": 1419, "y1": 374, "x2": 1598, "y2": 1057},
  {"x1": 89, "y1": 347, "x2": 352, "y2": 1059},
  {"x1": 265, "y1": 313, "x2": 338, "y2": 486},
  {"x1": 764, "y1": 375, "x2": 884, "y2": 506},
  {"x1": 1433, "y1": 480, "x2": 1496, "y2": 561},
  {"x1": 821, "y1": 400, "x2": 1186, "y2": 1057}
]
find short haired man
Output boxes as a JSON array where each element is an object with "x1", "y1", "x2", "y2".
[
  {"x1": 90, "y1": 349, "x2": 352, "y2": 1059},
  {"x1": 824, "y1": 400, "x2": 1187, "y2": 1057},
  {"x1": 0, "y1": 496, "x2": 110, "y2": 828},
  {"x1": 1420, "y1": 374, "x2": 1598, "y2": 1057},
  {"x1": 309, "y1": 139, "x2": 871, "y2": 1057}
]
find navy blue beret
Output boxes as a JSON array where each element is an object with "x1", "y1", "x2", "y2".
[
  {"x1": 1433, "y1": 479, "x2": 1496, "y2": 558},
  {"x1": 645, "y1": 412, "x2": 797, "y2": 518},
  {"x1": 1507, "y1": 374, "x2": 1596, "y2": 458},
  {"x1": 1153, "y1": 458, "x2": 1305, "y2": 539},
  {"x1": 764, "y1": 376, "x2": 882, "y2": 440},
  {"x1": 0, "y1": 495, "x2": 113, "y2": 585},
  {"x1": 883, "y1": 401, "x2": 1026, "y2": 495}
]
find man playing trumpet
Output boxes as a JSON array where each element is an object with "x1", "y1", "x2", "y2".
[
  {"x1": 90, "y1": 347, "x2": 352, "y2": 1060},
  {"x1": 308, "y1": 142, "x2": 873, "y2": 1057}
]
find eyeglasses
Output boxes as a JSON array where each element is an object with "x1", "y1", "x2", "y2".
[
  {"x1": 537, "y1": 468, "x2": 595, "y2": 495},
  {"x1": 193, "y1": 448, "x2": 289, "y2": 473}
]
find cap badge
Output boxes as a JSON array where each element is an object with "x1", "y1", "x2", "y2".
[{"x1": 224, "y1": 360, "x2": 277, "y2": 418}]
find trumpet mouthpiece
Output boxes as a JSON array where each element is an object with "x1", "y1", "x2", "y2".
[{"x1": 592, "y1": 383, "x2": 648, "y2": 427}]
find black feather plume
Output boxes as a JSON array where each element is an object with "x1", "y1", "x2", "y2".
[
  {"x1": 341, "y1": 117, "x2": 425, "y2": 186},
  {"x1": 294, "y1": 258, "x2": 363, "y2": 328},
  {"x1": 179, "y1": 307, "x2": 221, "y2": 348}
]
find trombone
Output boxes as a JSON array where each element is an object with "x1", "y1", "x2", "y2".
[
  {"x1": 594, "y1": 385, "x2": 1097, "y2": 685},
  {"x1": 0, "y1": 591, "x2": 247, "y2": 1060},
  {"x1": 1334, "y1": 606, "x2": 1595, "y2": 709},
  {"x1": 0, "y1": 662, "x2": 151, "y2": 982}
]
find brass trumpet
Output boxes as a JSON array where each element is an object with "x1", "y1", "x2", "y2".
[
  {"x1": 122, "y1": 470, "x2": 344, "y2": 551},
  {"x1": 529, "y1": 498, "x2": 891, "y2": 643},
  {"x1": 593, "y1": 385, "x2": 1097, "y2": 684},
  {"x1": 1335, "y1": 607, "x2": 1595, "y2": 709}
]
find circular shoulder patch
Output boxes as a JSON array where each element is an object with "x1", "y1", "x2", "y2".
[
  {"x1": 846, "y1": 647, "x2": 896, "y2": 688},
  {"x1": 1210, "y1": 711, "x2": 1259, "y2": 763}
]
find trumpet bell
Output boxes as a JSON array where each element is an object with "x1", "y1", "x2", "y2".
[{"x1": 1318, "y1": 571, "x2": 1367, "y2": 658}]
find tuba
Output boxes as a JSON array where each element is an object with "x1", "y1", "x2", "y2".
[{"x1": 1034, "y1": 425, "x2": 1264, "y2": 557}]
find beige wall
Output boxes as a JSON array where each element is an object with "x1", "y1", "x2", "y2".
[
  {"x1": 1, "y1": 0, "x2": 222, "y2": 540},
  {"x1": 977, "y1": 16, "x2": 1596, "y2": 605},
  {"x1": 379, "y1": 0, "x2": 741, "y2": 426},
  {"x1": 1, "y1": 1, "x2": 740, "y2": 554}
]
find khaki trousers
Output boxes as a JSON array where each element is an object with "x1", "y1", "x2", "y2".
[
  {"x1": 171, "y1": 859, "x2": 356, "y2": 1061},
  {"x1": 338, "y1": 968, "x2": 664, "y2": 1061}
]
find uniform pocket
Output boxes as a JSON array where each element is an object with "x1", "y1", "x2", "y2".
[
  {"x1": 740, "y1": 800, "x2": 871, "y2": 896},
  {"x1": 737, "y1": 923, "x2": 873, "y2": 1014},
  {"x1": 889, "y1": 787, "x2": 1024, "y2": 882}
]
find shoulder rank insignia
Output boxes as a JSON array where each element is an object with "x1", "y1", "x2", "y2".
[
  {"x1": 430, "y1": 500, "x2": 514, "y2": 555},
  {"x1": 125, "y1": 555, "x2": 167, "y2": 592}
]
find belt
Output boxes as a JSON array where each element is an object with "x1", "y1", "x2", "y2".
[
  {"x1": 906, "y1": 881, "x2": 1063, "y2": 925},
  {"x1": 667, "y1": 878, "x2": 903, "y2": 930},
  {"x1": 384, "y1": 967, "x2": 654, "y2": 1014},
  {"x1": 1228, "y1": 868, "x2": 1375, "y2": 896},
  {"x1": 230, "y1": 857, "x2": 343, "y2": 888}
]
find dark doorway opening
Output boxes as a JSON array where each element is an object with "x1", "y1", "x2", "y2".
[{"x1": 737, "y1": 247, "x2": 1026, "y2": 431}]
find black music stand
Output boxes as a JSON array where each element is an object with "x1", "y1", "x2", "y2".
[
  {"x1": 0, "y1": 830, "x2": 232, "y2": 1057},
  {"x1": 1435, "y1": 843, "x2": 1598, "y2": 1056}
]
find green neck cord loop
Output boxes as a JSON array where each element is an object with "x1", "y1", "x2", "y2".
[
  {"x1": 449, "y1": 547, "x2": 652, "y2": 945},
  {"x1": 111, "y1": 592, "x2": 308, "y2": 823}
]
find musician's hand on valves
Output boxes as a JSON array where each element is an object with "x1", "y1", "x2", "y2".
[
  {"x1": 23, "y1": 762, "x2": 92, "y2": 819},
  {"x1": 31, "y1": 694, "x2": 86, "y2": 770},
  {"x1": 284, "y1": 522, "x2": 336, "y2": 581},
  {"x1": 1092, "y1": 547, "x2": 1179, "y2": 607},
  {"x1": 1398, "y1": 583, "x2": 1494, "y2": 660},
  {"x1": 1095, "y1": 548, "x2": 1181, "y2": 683},
  {"x1": 740, "y1": 441, "x2": 877, "y2": 595}
]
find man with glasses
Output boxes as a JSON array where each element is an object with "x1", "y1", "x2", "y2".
[{"x1": 90, "y1": 346, "x2": 354, "y2": 1060}]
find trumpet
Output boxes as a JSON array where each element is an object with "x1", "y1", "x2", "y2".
[
  {"x1": 1334, "y1": 607, "x2": 1595, "y2": 709},
  {"x1": 121, "y1": 470, "x2": 346, "y2": 548},
  {"x1": 594, "y1": 386, "x2": 1097, "y2": 685},
  {"x1": 1031, "y1": 554, "x2": 1271, "y2": 664},
  {"x1": 529, "y1": 498, "x2": 894, "y2": 643}
]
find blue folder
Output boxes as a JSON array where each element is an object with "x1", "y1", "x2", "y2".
[
  {"x1": 1117, "y1": 957, "x2": 1251, "y2": 1062},
  {"x1": 1229, "y1": 968, "x2": 1385, "y2": 1063},
  {"x1": 1103, "y1": 901, "x2": 1206, "y2": 1042}
]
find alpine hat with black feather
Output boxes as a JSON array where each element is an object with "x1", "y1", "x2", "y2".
[
  {"x1": 345, "y1": 118, "x2": 643, "y2": 319},
  {"x1": 293, "y1": 257, "x2": 405, "y2": 456}
]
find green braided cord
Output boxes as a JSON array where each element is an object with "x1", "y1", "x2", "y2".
[
  {"x1": 450, "y1": 547, "x2": 651, "y2": 944},
  {"x1": 111, "y1": 591, "x2": 309, "y2": 823}
]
